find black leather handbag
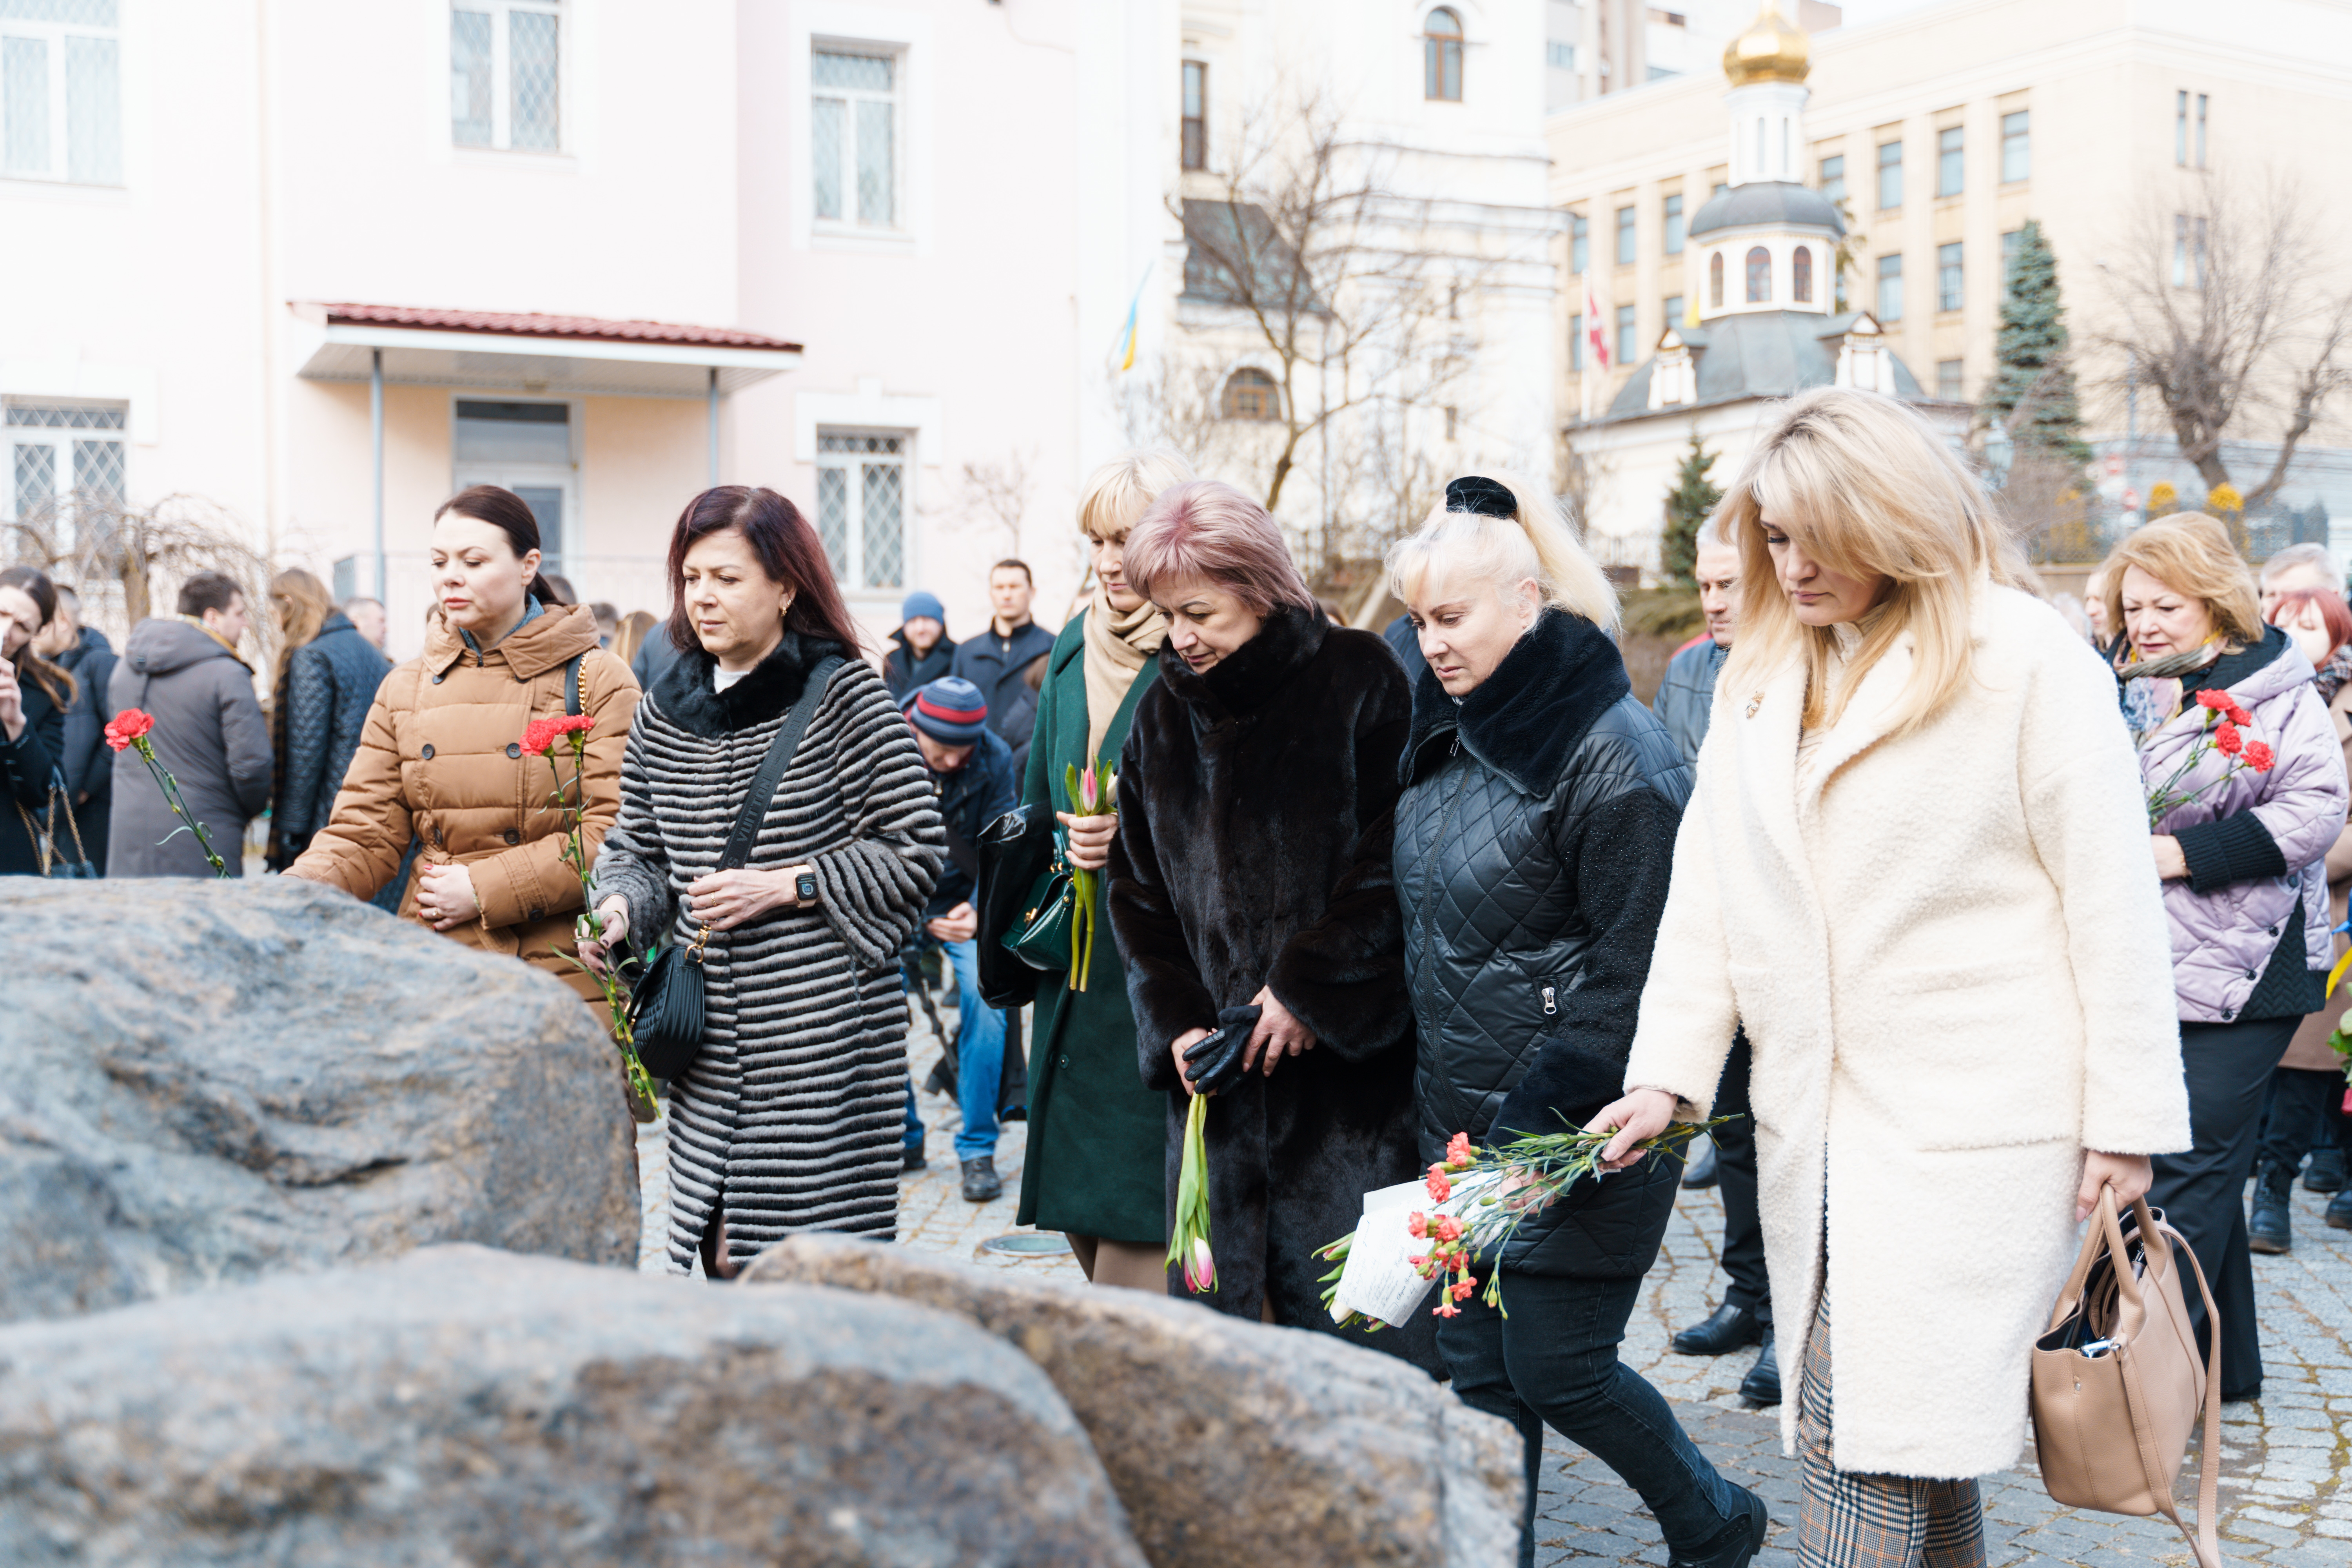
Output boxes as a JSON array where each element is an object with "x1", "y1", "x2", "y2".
[
  {"x1": 628, "y1": 656, "x2": 840, "y2": 1080},
  {"x1": 15, "y1": 768, "x2": 97, "y2": 879},
  {"x1": 976, "y1": 802, "x2": 1055, "y2": 1009}
]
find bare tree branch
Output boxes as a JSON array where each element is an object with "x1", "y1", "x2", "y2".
[{"x1": 2093, "y1": 171, "x2": 2352, "y2": 509}]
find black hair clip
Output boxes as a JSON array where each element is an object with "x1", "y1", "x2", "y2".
[{"x1": 1445, "y1": 475, "x2": 1517, "y2": 519}]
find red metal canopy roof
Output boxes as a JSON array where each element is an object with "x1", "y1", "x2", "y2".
[{"x1": 321, "y1": 303, "x2": 802, "y2": 354}]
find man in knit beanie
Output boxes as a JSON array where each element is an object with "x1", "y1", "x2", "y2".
[
  {"x1": 901, "y1": 676, "x2": 1018, "y2": 1201},
  {"x1": 886, "y1": 589, "x2": 956, "y2": 701}
]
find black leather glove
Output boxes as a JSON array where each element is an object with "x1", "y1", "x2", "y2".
[{"x1": 1181, "y1": 1004, "x2": 1265, "y2": 1097}]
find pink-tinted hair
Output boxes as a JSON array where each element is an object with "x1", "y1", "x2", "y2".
[{"x1": 1122, "y1": 479, "x2": 1315, "y2": 613}]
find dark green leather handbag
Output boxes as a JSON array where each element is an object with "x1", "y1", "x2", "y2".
[{"x1": 1003, "y1": 836, "x2": 1076, "y2": 974}]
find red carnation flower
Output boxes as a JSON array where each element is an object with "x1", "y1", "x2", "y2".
[
  {"x1": 103, "y1": 709, "x2": 155, "y2": 752},
  {"x1": 2213, "y1": 723, "x2": 2243, "y2": 757},
  {"x1": 2194, "y1": 689, "x2": 2230, "y2": 712},
  {"x1": 2243, "y1": 740, "x2": 2276, "y2": 772}
]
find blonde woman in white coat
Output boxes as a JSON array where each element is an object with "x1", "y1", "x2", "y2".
[{"x1": 1588, "y1": 388, "x2": 2192, "y2": 1568}]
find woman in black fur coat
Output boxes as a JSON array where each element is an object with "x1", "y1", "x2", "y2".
[{"x1": 1106, "y1": 479, "x2": 1437, "y2": 1372}]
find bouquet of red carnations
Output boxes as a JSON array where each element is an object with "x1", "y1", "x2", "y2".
[{"x1": 2143, "y1": 687, "x2": 2275, "y2": 829}]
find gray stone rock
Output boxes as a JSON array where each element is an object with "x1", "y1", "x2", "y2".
[
  {"x1": 0, "y1": 1245, "x2": 1147, "y2": 1566},
  {"x1": 742, "y1": 1235, "x2": 1523, "y2": 1568},
  {"x1": 0, "y1": 878, "x2": 638, "y2": 1323}
]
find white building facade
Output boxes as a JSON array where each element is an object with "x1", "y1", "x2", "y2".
[{"x1": 2, "y1": 0, "x2": 1559, "y2": 660}]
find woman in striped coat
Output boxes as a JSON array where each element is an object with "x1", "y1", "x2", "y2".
[{"x1": 583, "y1": 488, "x2": 943, "y2": 1276}]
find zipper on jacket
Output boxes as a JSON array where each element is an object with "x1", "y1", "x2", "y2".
[
  {"x1": 1416, "y1": 756, "x2": 1481, "y2": 1137},
  {"x1": 1542, "y1": 985, "x2": 1557, "y2": 1016}
]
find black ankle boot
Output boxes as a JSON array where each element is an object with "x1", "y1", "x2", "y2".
[
  {"x1": 2306, "y1": 1147, "x2": 2346, "y2": 1194},
  {"x1": 2249, "y1": 1162, "x2": 2294, "y2": 1255},
  {"x1": 1669, "y1": 1486, "x2": 1768, "y2": 1568}
]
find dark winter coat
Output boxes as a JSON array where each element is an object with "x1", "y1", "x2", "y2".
[
  {"x1": 1016, "y1": 613, "x2": 1169, "y2": 1247},
  {"x1": 952, "y1": 619, "x2": 1054, "y2": 762},
  {"x1": 106, "y1": 619, "x2": 272, "y2": 878},
  {"x1": 921, "y1": 719, "x2": 1015, "y2": 919},
  {"x1": 1651, "y1": 633, "x2": 1726, "y2": 766},
  {"x1": 270, "y1": 613, "x2": 392, "y2": 867},
  {"x1": 1394, "y1": 609, "x2": 1693, "y2": 1277},
  {"x1": 0, "y1": 673, "x2": 68, "y2": 877},
  {"x1": 54, "y1": 626, "x2": 116, "y2": 800},
  {"x1": 631, "y1": 633, "x2": 681, "y2": 698},
  {"x1": 51, "y1": 626, "x2": 114, "y2": 869},
  {"x1": 1108, "y1": 603, "x2": 1436, "y2": 1371},
  {"x1": 884, "y1": 628, "x2": 957, "y2": 702}
]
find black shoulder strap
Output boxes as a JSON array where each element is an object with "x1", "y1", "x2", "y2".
[
  {"x1": 719, "y1": 655, "x2": 843, "y2": 871},
  {"x1": 564, "y1": 652, "x2": 584, "y2": 717}
]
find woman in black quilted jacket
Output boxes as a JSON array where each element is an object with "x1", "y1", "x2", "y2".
[{"x1": 1390, "y1": 475, "x2": 1764, "y2": 1568}]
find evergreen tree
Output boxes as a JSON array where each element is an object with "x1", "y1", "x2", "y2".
[
  {"x1": 1661, "y1": 430, "x2": 1724, "y2": 588},
  {"x1": 1982, "y1": 220, "x2": 2093, "y2": 468}
]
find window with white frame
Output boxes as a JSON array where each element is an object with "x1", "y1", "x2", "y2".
[
  {"x1": 813, "y1": 47, "x2": 898, "y2": 230},
  {"x1": 451, "y1": 1, "x2": 561, "y2": 152},
  {"x1": 5, "y1": 401, "x2": 125, "y2": 540},
  {"x1": 1, "y1": 0, "x2": 122, "y2": 186},
  {"x1": 815, "y1": 432, "x2": 906, "y2": 591}
]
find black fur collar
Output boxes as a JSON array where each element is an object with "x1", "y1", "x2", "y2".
[
  {"x1": 1154, "y1": 602, "x2": 1327, "y2": 722},
  {"x1": 653, "y1": 629, "x2": 849, "y2": 737},
  {"x1": 1403, "y1": 608, "x2": 1630, "y2": 793}
]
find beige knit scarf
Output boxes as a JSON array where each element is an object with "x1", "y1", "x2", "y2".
[{"x1": 1081, "y1": 586, "x2": 1167, "y2": 771}]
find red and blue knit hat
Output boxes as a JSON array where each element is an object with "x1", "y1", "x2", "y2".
[{"x1": 906, "y1": 675, "x2": 989, "y2": 743}]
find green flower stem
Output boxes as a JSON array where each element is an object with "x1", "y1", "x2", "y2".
[
  {"x1": 539, "y1": 737, "x2": 658, "y2": 1110},
  {"x1": 132, "y1": 735, "x2": 229, "y2": 877}
]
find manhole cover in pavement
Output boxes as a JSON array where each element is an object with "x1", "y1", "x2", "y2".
[{"x1": 979, "y1": 1232, "x2": 1073, "y2": 1256}]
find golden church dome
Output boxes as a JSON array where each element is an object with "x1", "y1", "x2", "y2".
[{"x1": 1722, "y1": 1, "x2": 1809, "y2": 87}]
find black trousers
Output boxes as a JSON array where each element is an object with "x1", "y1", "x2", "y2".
[
  {"x1": 1712, "y1": 1031, "x2": 1769, "y2": 1326},
  {"x1": 2257, "y1": 1065, "x2": 2351, "y2": 1175},
  {"x1": 2147, "y1": 1014, "x2": 2298, "y2": 1400}
]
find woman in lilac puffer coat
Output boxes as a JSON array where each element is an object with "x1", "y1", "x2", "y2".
[{"x1": 2103, "y1": 514, "x2": 2348, "y2": 1401}]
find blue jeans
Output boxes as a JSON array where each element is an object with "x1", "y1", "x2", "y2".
[
  {"x1": 901, "y1": 935, "x2": 1005, "y2": 1163},
  {"x1": 1439, "y1": 1269, "x2": 1748, "y2": 1567}
]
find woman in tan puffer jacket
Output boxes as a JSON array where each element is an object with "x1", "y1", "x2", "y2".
[{"x1": 287, "y1": 486, "x2": 639, "y2": 1009}]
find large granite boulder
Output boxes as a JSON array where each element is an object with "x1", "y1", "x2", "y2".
[
  {"x1": 0, "y1": 878, "x2": 638, "y2": 1323},
  {"x1": 0, "y1": 1246, "x2": 1147, "y2": 1566},
  {"x1": 744, "y1": 1236, "x2": 1522, "y2": 1568}
]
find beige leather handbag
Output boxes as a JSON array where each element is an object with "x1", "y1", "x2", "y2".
[{"x1": 2030, "y1": 1190, "x2": 2224, "y2": 1568}]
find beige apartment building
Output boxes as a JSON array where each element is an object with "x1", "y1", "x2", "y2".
[{"x1": 1548, "y1": 0, "x2": 2352, "y2": 574}]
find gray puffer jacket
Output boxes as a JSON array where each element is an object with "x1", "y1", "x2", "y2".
[
  {"x1": 2135, "y1": 624, "x2": 2347, "y2": 1024},
  {"x1": 106, "y1": 618, "x2": 271, "y2": 878},
  {"x1": 1394, "y1": 609, "x2": 1693, "y2": 1277}
]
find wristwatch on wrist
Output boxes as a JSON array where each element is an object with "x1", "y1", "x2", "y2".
[{"x1": 795, "y1": 870, "x2": 818, "y2": 904}]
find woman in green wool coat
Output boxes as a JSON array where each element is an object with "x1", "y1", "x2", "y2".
[{"x1": 1015, "y1": 448, "x2": 1196, "y2": 1290}]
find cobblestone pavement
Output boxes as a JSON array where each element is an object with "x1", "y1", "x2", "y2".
[{"x1": 636, "y1": 1009, "x2": 2348, "y2": 1564}]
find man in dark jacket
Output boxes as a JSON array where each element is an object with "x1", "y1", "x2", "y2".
[
  {"x1": 1644, "y1": 524, "x2": 1777, "y2": 1404},
  {"x1": 43, "y1": 585, "x2": 115, "y2": 872},
  {"x1": 950, "y1": 562, "x2": 1054, "y2": 774},
  {"x1": 106, "y1": 572, "x2": 271, "y2": 878},
  {"x1": 883, "y1": 590, "x2": 956, "y2": 701},
  {"x1": 900, "y1": 677, "x2": 1018, "y2": 1202}
]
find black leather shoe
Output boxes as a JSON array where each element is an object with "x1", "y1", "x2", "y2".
[
  {"x1": 2306, "y1": 1147, "x2": 2346, "y2": 1194},
  {"x1": 2327, "y1": 1187, "x2": 2352, "y2": 1229},
  {"x1": 1739, "y1": 1337, "x2": 1782, "y2": 1406},
  {"x1": 1672, "y1": 1301, "x2": 1765, "y2": 1356},
  {"x1": 1669, "y1": 1484, "x2": 1768, "y2": 1568},
  {"x1": 960, "y1": 1156, "x2": 1003, "y2": 1203},
  {"x1": 1681, "y1": 1137, "x2": 1720, "y2": 1189},
  {"x1": 902, "y1": 1145, "x2": 926, "y2": 1173},
  {"x1": 2249, "y1": 1163, "x2": 2293, "y2": 1254}
]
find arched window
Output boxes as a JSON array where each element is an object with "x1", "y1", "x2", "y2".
[
  {"x1": 1424, "y1": 8, "x2": 1463, "y2": 102},
  {"x1": 1792, "y1": 245, "x2": 1813, "y2": 303},
  {"x1": 1746, "y1": 245, "x2": 1772, "y2": 304},
  {"x1": 1221, "y1": 367, "x2": 1279, "y2": 422},
  {"x1": 1708, "y1": 251, "x2": 1724, "y2": 309}
]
